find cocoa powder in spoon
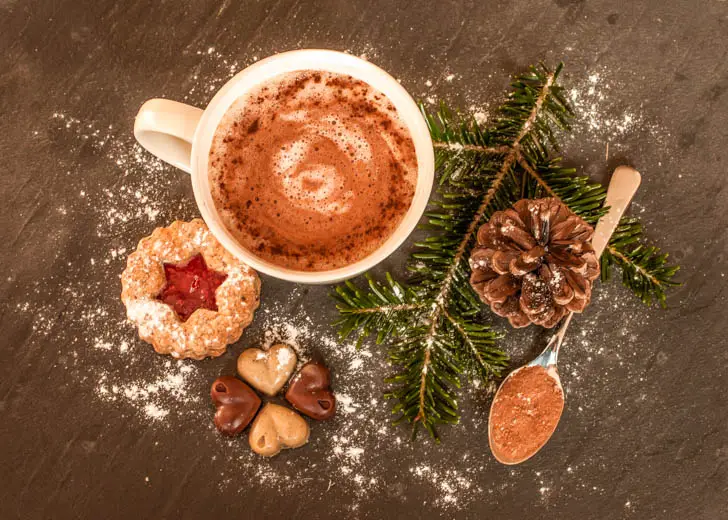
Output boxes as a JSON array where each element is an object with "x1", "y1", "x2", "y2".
[{"x1": 488, "y1": 366, "x2": 564, "y2": 464}]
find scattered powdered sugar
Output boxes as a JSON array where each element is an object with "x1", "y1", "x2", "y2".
[
  {"x1": 96, "y1": 360, "x2": 200, "y2": 422},
  {"x1": 411, "y1": 465, "x2": 476, "y2": 506},
  {"x1": 50, "y1": 114, "x2": 175, "y2": 239},
  {"x1": 260, "y1": 319, "x2": 311, "y2": 351},
  {"x1": 246, "y1": 301, "x2": 385, "y2": 500},
  {"x1": 335, "y1": 393, "x2": 357, "y2": 415},
  {"x1": 568, "y1": 72, "x2": 643, "y2": 139},
  {"x1": 558, "y1": 286, "x2": 652, "y2": 412},
  {"x1": 144, "y1": 403, "x2": 170, "y2": 420},
  {"x1": 470, "y1": 107, "x2": 490, "y2": 125},
  {"x1": 14, "y1": 46, "x2": 657, "y2": 513},
  {"x1": 93, "y1": 338, "x2": 114, "y2": 351},
  {"x1": 322, "y1": 333, "x2": 373, "y2": 375},
  {"x1": 419, "y1": 66, "x2": 671, "y2": 166},
  {"x1": 562, "y1": 67, "x2": 673, "y2": 159},
  {"x1": 275, "y1": 344, "x2": 293, "y2": 368}
]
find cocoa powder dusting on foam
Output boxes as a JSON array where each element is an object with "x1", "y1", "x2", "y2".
[
  {"x1": 489, "y1": 365, "x2": 565, "y2": 464},
  {"x1": 209, "y1": 70, "x2": 418, "y2": 271}
]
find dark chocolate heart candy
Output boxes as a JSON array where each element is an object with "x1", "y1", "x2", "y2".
[
  {"x1": 211, "y1": 376, "x2": 261, "y2": 435},
  {"x1": 285, "y1": 361, "x2": 336, "y2": 420}
]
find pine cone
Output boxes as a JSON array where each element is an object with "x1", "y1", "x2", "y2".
[{"x1": 469, "y1": 198, "x2": 600, "y2": 328}]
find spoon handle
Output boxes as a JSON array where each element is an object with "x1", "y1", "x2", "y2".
[
  {"x1": 592, "y1": 166, "x2": 642, "y2": 257},
  {"x1": 543, "y1": 166, "x2": 642, "y2": 361}
]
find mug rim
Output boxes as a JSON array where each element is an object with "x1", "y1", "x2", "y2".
[{"x1": 190, "y1": 49, "x2": 434, "y2": 284}]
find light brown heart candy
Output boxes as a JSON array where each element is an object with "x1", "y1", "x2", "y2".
[
  {"x1": 237, "y1": 343, "x2": 297, "y2": 396},
  {"x1": 249, "y1": 403, "x2": 309, "y2": 457}
]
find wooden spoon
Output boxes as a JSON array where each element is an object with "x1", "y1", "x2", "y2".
[{"x1": 488, "y1": 166, "x2": 642, "y2": 465}]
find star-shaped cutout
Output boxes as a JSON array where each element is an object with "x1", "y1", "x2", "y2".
[{"x1": 156, "y1": 253, "x2": 228, "y2": 322}]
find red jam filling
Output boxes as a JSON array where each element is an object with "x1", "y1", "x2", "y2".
[{"x1": 156, "y1": 254, "x2": 228, "y2": 322}]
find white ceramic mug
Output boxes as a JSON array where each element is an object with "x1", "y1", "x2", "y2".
[{"x1": 134, "y1": 49, "x2": 434, "y2": 283}]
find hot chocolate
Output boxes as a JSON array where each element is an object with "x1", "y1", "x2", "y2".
[{"x1": 209, "y1": 70, "x2": 418, "y2": 271}]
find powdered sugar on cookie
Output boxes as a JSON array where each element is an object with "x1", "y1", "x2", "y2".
[{"x1": 121, "y1": 219, "x2": 261, "y2": 359}]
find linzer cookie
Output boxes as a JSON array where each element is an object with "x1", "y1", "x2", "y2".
[{"x1": 121, "y1": 219, "x2": 261, "y2": 359}]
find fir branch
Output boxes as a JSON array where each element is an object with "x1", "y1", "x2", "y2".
[
  {"x1": 335, "y1": 64, "x2": 568, "y2": 440},
  {"x1": 441, "y1": 307, "x2": 506, "y2": 380},
  {"x1": 333, "y1": 62, "x2": 679, "y2": 442},
  {"x1": 334, "y1": 274, "x2": 426, "y2": 346},
  {"x1": 602, "y1": 218, "x2": 680, "y2": 306},
  {"x1": 516, "y1": 156, "x2": 607, "y2": 225},
  {"x1": 433, "y1": 142, "x2": 510, "y2": 155}
]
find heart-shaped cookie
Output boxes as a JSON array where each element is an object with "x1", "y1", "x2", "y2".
[
  {"x1": 210, "y1": 376, "x2": 261, "y2": 436},
  {"x1": 248, "y1": 403, "x2": 309, "y2": 457},
  {"x1": 285, "y1": 361, "x2": 336, "y2": 420},
  {"x1": 237, "y1": 343, "x2": 297, "y2": 396}
]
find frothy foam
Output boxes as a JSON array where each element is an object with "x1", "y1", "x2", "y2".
[
  {"x1": 281, "y1": 164, "x2": 353, "y2": 215},
  {"x1": 209, "y1": 70, "x2": 417, "y2": 271}
]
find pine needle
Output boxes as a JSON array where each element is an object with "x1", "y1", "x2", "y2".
[{"x1": 332, "y1": 63, "x2": 679, "y2": 442}]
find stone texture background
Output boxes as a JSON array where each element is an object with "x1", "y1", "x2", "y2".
[{"x1": 1, "y1": 1, "x2": 726, "y2": 518}]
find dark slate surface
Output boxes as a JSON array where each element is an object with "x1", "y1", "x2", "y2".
[{"x1": 1, "y1": 1, "x2": 726, "y2": 519}]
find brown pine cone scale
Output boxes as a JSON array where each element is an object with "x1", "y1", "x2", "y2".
[{"x1": 469, "y1": 198, "x2": 600, "y2": 329}]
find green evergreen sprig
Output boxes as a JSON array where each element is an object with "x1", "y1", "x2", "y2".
[
  {"x1": 601, "y1": 217, "x2": 680, "y2": 306},
  {"x1": 333, "y1": 63, "x2": 679, "y2": 441}
]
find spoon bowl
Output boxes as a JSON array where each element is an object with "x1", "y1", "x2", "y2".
[{"x1": 488, "y1": 362, "x2": 565, "y2": 465}]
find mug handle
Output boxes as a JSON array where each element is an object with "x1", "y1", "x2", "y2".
[{"x1": 133, "y1": 99, "x2": 204, "y2": 174}]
